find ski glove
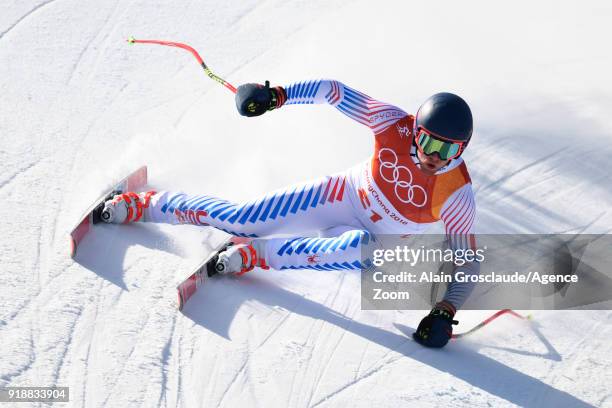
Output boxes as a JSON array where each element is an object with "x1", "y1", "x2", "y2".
[
  {"x1": 413, "y1": 301, "x2": 458, "y2": 348},
  {"x1": 235, "y1": 81, "x2": 287, "y2": 117}
]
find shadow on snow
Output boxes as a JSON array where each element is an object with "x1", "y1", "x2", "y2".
[{"x1": 180, "y1": 273, "x2": 592, "y2": 408}]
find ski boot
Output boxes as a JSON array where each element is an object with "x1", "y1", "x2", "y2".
[
  {"x1": 98, "y1": 191, "x2": 156, "y2": 224},
  {"x1": 215, "y1": 240, "x2": 269, "y2": 276}
]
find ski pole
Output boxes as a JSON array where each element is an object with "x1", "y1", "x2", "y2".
[
  {"x1": 127, "y1": 37, "x2": 237, "y2": 94},
  {"x1": 452, "y1": 309, "x2": 531, "y2": 339}
]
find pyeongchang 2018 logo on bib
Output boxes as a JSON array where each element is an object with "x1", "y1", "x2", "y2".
[{"x1": 378, "y1": 148, "x2": 427, "y2": 207}]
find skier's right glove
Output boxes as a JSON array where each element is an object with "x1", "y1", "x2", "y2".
[
  {"x1": 235, "y1": 81, "x2": 287, "y2": 117},
  {"x1": 413, "y1": 301, "x2": 458, "y2": 348}
]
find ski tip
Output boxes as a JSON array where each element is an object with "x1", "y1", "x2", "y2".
[{"x1": 127, "y1": 36, "x2": 136, "y2": 44}]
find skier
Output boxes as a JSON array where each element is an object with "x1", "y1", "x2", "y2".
[{"x1": 101, "y1": 80, "x2": 479, "y2": 348}]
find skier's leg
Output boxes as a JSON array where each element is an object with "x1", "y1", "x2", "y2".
[
  {"x1": 216, "y1": 228, "x2": 375, "y2": 274},
  {"x1": 104, "y1": 173, "x2": 360, "y2": 237},
  {"x1": 263, "y1": 229, "x2": 375, "y2": 270},
  {"x1": 103, "y1": 173, "x2": 376, "y2": 273}
]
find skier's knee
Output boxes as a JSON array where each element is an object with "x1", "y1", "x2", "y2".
[{"x1": 344, "y1": 229, "x2": 373, "y2": 246}]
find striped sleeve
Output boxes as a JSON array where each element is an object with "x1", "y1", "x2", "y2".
[
  {"x1": 443, "y1": 261, "x2": 479, "y2": 310},
  {"x1": 440, "y1": 183, "x2": 476, "y2": 251},
  {"x1": 439, "y1": 183, "x2": 479, "y2": 309},
  {"x1": 283, "y1": 80, "x2": 407, "y2": 134}
]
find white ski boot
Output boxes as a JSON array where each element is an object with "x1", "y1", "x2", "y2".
[
  {"x1": 215, "y1": 240, "x2": 268, "y2": 276},
  {"x1": 100, "y1": 191, "x2": 156, "y2": 224}
]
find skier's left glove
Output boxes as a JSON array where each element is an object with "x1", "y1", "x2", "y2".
[
  {"x1": 413, "y1": 301, "x2": 458, "y2": 348},
  {"x1": 235, "y1": 81, "x2": 287, "y2": 117}
]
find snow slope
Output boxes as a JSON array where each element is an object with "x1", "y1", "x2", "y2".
[{"x1": 1, "y1": 0, "x2": 611, "y2": 406}]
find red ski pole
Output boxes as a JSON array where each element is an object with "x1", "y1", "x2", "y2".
[
  {"x1": 127, "y1": 37, "x2": 237, "y2": 94},
  {"x1": 452, "y1": 309, "x2": 531, "y2": 339}
]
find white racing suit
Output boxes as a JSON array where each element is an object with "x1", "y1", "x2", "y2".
[{"x1": 141, "y1": 80, "x2": 479, "y2": 309}]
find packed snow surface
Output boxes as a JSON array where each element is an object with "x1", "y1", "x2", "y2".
[{"x1": 1, "y1": 0, "x2": 611, "y2": 407}]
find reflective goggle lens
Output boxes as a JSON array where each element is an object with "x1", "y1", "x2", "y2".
[{"x1": 416, "y1": 130, "x2": 461, "y2": 160}]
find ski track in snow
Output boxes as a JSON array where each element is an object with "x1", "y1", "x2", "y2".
[
  {"x1": 1, "y1": 0, "x2": 612, "y2": 407},
  {"x1": 0, "y1": 160, "x2": 40, "y2": 192},
  {"x1": 0, "y1": 0, "x2": 59, "y2": 40},
  {"x1": 63, "y1": 0, "x2": 123, "y2": 87},
  {"x1": 310, "y1": 353, "x2": 405, "y2": 407}
]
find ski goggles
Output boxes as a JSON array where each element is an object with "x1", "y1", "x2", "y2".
[{"x1": 415, "y1": 128, "x2": 464, "y2": 161}]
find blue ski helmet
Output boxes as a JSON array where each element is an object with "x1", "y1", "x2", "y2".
[{"x1": 415, "y1": 92, "x2": 473, "y2": 155}]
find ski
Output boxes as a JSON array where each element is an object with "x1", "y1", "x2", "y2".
[
  {"x1": 176, "y1": 236, "x2": 249, "y2": 311},
  {"x1": 69, "y1": 166, "x2": 148, "y2": 258}
]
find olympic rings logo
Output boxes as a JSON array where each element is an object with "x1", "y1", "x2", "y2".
[{"x1": 378, "y1": 148, "x2": 427, "y2": 207}]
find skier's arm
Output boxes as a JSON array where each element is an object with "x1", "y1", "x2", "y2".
[
  {"x1": 439, "y1": 183, "x2": 479, "y2": 311},
  {"x1": 283, "y1": 80, "x2": 407, "y2": 133},
  {"x1": 235, "y1": 80, "x2": 407, "y2": 133},
  {"x1": 413, "y1": 184, "x2": 478, "y2": 348}
]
